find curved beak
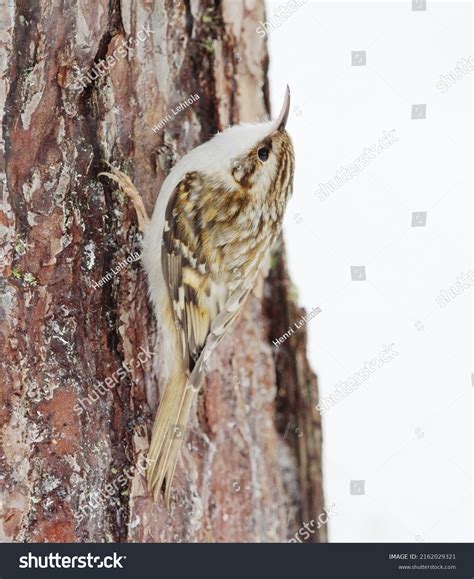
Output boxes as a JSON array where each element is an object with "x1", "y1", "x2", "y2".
[{"x1": 274, "y1": 85, "x2": 291, "y2": 132}]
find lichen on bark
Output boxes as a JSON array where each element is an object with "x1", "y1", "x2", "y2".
[{"x1": 0, "y1": 0, "x2": 325, "y2": 543}]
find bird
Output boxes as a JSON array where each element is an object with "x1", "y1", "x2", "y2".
[{"x1": 100, "y1": 86, "x2": 295, "y2": 504}]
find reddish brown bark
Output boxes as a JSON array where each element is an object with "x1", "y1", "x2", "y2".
[{"x1": 0, "y1": 0, "x2": 325, "y2": 542}]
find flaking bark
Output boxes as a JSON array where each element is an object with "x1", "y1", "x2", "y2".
[{"x1": 0, "y1": 0, "x2": 325, "y2": 542}]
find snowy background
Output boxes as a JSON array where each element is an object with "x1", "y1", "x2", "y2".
[{"x1": 267, "y1": 0, "x2": 472, "y2": 542}]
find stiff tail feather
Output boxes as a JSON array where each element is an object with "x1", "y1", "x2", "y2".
[{"x1": 146, "y1": 370, "x2": 194, "y2": 504}]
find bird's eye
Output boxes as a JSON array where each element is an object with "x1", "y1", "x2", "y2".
[{"x1": 257, "y1": 147, "x2": 270, "y2": 162}]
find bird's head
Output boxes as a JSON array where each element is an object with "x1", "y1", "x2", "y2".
[
  {"x1": 173, "y1": 87, "x2": 295, "y2": 201},
  {"x1": 227, "y1": 87, "x2": 294, "y2": 197}
]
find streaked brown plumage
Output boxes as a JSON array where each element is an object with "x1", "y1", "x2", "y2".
[{"x1": 100, "y1": 88, "x2": 295, "y2": 504}]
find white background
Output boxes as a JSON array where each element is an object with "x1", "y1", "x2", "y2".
[{"x1": 267, "y1": 1, "x2": 472, "y2": 542}]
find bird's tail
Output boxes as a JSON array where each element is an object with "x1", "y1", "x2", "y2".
[{"x1": 146, "y1": 369, "x2": 195, "y2": 504}]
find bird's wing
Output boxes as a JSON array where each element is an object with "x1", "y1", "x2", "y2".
[
  {"x1": 162, "y1": 172, "x2": 233, "y2": 372},
  {"x1": 189, "y1": 281, "x2": 254, "y2": 385}
]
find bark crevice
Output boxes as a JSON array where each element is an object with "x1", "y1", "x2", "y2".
[{"x1": 0, "y1": 0, "x2": 325, "y2": 543}]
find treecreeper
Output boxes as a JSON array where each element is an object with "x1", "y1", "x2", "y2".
[{"x1": 100, "y1": 87, "x2": 295, "y2": 505}]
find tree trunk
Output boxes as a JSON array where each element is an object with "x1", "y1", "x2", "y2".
[{"x1": 0, "y1": 0, "x2": 325, "y2": 543}]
